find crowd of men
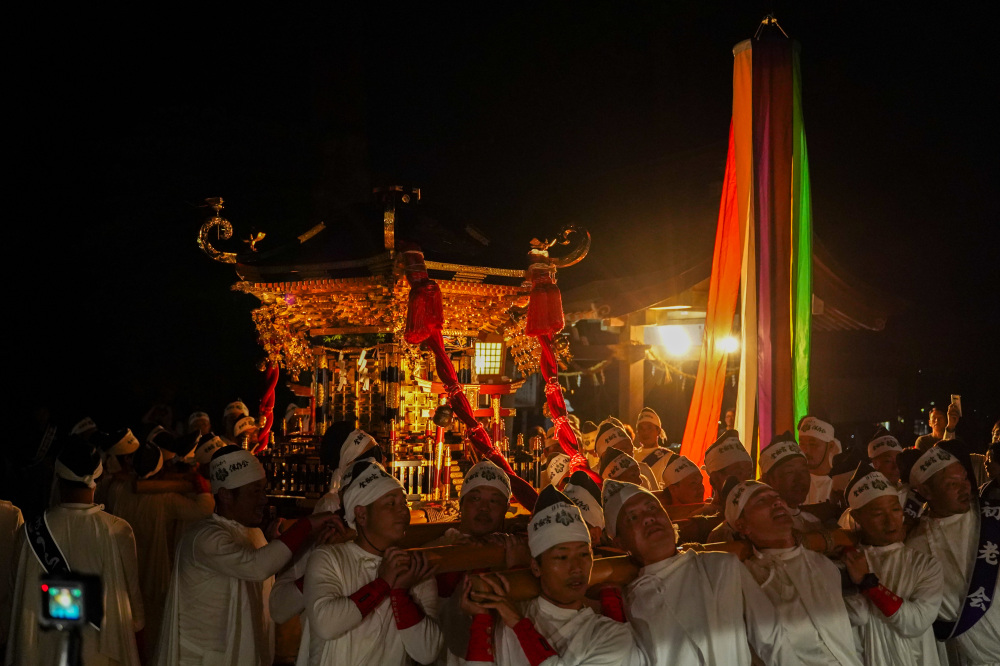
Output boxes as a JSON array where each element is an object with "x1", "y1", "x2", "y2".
[{"x1": 1, "y1": 399, "x2": 998, "y2": 666}]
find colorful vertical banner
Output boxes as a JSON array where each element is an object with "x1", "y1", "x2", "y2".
[
  {"x1": 685, "y1": 32, "x2": 812, "y2": 467},
  {"x1": 679, "y1": 122, "x2": 742, "y2": 473},
  {"x1": 791, "y1": 46, "x2": 813, "y2": 429}
]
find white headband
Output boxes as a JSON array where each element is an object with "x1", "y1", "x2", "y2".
[
  {"x1": 703, "y1": 435, "x2": 751, "y2": 473},
  {"x1": 209, "y1": 449, "x2": 266, "y2": 493},
  {"x1": 725, "y1": 480, "x2": 771, "y2": 528},
  {"x1": 602, "y1": 450, "x2": 637, "y2": 480},
  {"x1": 546, "y1": 454, "x2": 571, "y2": 486},
  {"x1": 462, "y1": 460, "x2": 512, "y2": 500},
  {"x1": 188, "y1": 411, "x2": 210, "y2": 427},
  {"x1": 759, "y1": 440, "x2": 805, "y2": 476},
  {"x1": 54, "y1": 459, "x2": 104, "y2": 489},
  {"x1": 636, "y1": 409, "x2": 661, "y2": 429},
  {"x1": 224, "y1": 401, "x2": 249, "y2": 418},
  {"x1": 233, "y1": 416, "x2": 257, "y2": 439},
  {"x1": 528, "y1": 499, "x2": 591, "y2": 557},
  {"x1": 108, "y1": 430, "x2": 140, "y2": 456},
  {"x1": 663, "y1": 455, "x2": 699, "y2": 486},
  {"x1": 847, "y1": 470, "x2": 898, "y2": 511},
  {"x1": 868, "y1": 435, "x2": 902, "y2": 459},
  {"x1": 342, "y1": 462, "x2": 405, "y2": 529},
  {"x1": 596, "y1": 426, "x2": 632, "y2": 456},
  {"x1": 194, "y1": 436, "x2": 226, "y2": 464},
  {"x1": 602, "y1": 479, "x2": 657, "y2": 539},
  {"x1": 326, "y1": 429, "x2": 378, "y2": 495},
  {"x1": 798, "y1": 417, "x2": 834, "y2": 442},
  {"x1": 910, "y1": 447, "x2": 958, "y2": 487},
  {"x1": 562, "y1": 481, "x2": 604, "y2": 528},
  {"x1": 70, "y1": 417, "x2": 97, "y2": 436}
]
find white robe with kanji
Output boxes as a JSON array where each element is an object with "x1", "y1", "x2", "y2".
[{"x1": 906, "y1": 506, "x2": 1000, "y2": 666}]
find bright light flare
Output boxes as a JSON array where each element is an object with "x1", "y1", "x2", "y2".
[
  {"x1": 658, "y1": 327, "x2": 691, "y2": 357},
  {"x1": 718, "y1": 336, "x2": 740, "y2": 353}
]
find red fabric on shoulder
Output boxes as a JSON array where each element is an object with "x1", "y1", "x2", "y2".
[
  {"x1": 512, "y1": 617, "x2": 558, "y2": 666},
  {"x1": 599, "y1": 587, "x2": 626, "y2": 622}
]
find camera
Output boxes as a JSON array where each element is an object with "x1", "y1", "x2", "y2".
[{"x1": 38, "y1": 573, "x2": 102, "y2": 631}]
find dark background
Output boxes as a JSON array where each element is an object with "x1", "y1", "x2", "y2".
[{"x1": 12, "y1": 3, "x2": 998, "y2": 451}]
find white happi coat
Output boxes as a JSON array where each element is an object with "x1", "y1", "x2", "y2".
[
  {"x1": 5, "y1": 503, "x2": 144, "y2": 666},
  {"x1": 488, "y1": 596, "x2": 642, "y2": 666},
  {"x1": 626, "y1": 549, "x2": 803, "y2": 666},
  {"x1": 745, "y1": 546, "x2": 862, "y2": 666},
  {"x1": 842, "y1": 542, "x2": 943, "y2": 666},
  {"x1": 303, "y1": 541, "x2": 443, "y2": 666},
  {"x1": 906, "y1": 506, "x2": 1000, "y2": 666},
  {"x1": 156, "y1": 514, "x2": 292, "y2": 666},
  {"x1": 806, "y1": 474, "x2": 833, "y2": 504},
  {"x1": 113, "y1": 482, "x2": 213, "y2": 657},
  {"x1": 0, "y1": 501, "x2": 24, "y2": 649}
]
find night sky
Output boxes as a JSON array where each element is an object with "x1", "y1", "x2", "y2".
[{"x1": 15, "y1": 3, "x2": 998, "y2": 448}]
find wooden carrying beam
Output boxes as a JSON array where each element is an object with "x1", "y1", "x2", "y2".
[{"x1": 469, "y1": 528, "x2": 857, "y2": 601}]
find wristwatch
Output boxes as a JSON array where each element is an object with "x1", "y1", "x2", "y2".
[{"x1": 858, "y1": 572, "x2": 879, "y2": 591}]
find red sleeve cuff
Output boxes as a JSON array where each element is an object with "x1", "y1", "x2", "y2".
[
  {"x1": 349, "y1": 577, "x2": 390, "y2": 617},
  {"x1": 600, "y1": 587, "x2": 626, "y2": 623},
  {"x1": 193, "y1": 475, "x2": 212, "y2": 494},
  {"x1": 390, "y1": 589, "x2": 426, "y2": 630},
  {"x1": 863, "y1": 583, "x2": 904, "y2": 617},
  {"x1": 512, "y1": 617, "x2": 558, "y2": 666},
  {"x1": 294, "y1": 577, "x2": 304, "y2": 592},
  {"x1": 277, "y1": 518, "x2": 312, "y2": 553},
  {"x1": 465, "y1": 613, "x2": 495, "y2": 662}
]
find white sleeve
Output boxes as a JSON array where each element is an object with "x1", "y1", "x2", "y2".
[
  {"x1": 303, "y1": 547, "x2": 366, "y2": 641},
  {"x1": 881, "y1": 556, "x2": 944, "y2": 638},
  {"x1": 398, "y1": 576, "x2": 444, "y2": 664},
  {"x1": 111, "y1": 518, "x2": 145, "y2": 631},
  {"x1": 191, "y1": 524, "x2": 292, "y2": 582},
  {"x1": 843, "y1": 591, "x2": 871, "y2": 627},
  {"x1": 738, "y1": 564, "x2": 805, "y2": 666},
  {"x1": 269, "y1": 551, "x2": 312, "y2": 624}
]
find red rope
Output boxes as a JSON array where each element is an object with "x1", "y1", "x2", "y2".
[{"x1": 257, "y1": 362, "x2": 279, "y2": 450}]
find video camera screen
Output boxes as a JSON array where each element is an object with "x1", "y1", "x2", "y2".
[{"x1": 42, "y1": 582, "x2": 84, "y2": 621}]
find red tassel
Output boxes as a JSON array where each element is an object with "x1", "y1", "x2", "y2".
[
  {"x1": 405, "y1": 279, "x2": 443, "y2": 344},
  {"x1": 402, "y1": 248, "x2": 444, "y2": 345},
  {"x1": 525, "y1": 265, "x2": 564, "y2": 336}
]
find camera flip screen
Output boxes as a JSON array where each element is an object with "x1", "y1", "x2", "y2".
[{"x1": 42, "y1": 583, "x2": 84, "y2": 621}]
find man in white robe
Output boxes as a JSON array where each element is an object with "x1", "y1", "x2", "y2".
[
  {"x1": 155, "y1": 445, "x2": 337, "y2": 666},
  {"x1": 906, "y1": 447, "x2": 1000, "y2": 665},
  {"x1": 0, "y1": 500, "x2": 24, "y2": 654},
  {"x1": 759, "y1": 432, "x2": 823, "y2": 533},
  {"x1": 702, "y1": 429, "x2": 754, "y2": 514},
  {"x1": 458, "y1": 484, "x2": 639, "y2": 666},
  {"x1": 302, "y1": 459, "x2": 443, "y2": 665},
  {"x1": 839, "y1": 465, "x2": 943, "y2": 666},
  {"x1": 603, "y1": 479, "x2": 802, "y2": 666},
  {"x1": 6, "y1": 441, "x2": 144, "y2": 666},
  {"x1": 634, "y1": 407, "x2": 665, "y2": 452},
  {"x1": 727, "y1": 479, "x2": 861, "y2": 666},
  {"x1": 113, "y1": 441, "x2": 214, "y2": 660},
  {"x1": 434, "y1": 462, "x2": 536, "y2": 665},
  {"x1": 798, "y1": 417, "x2": 840, "y2": 504}
]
